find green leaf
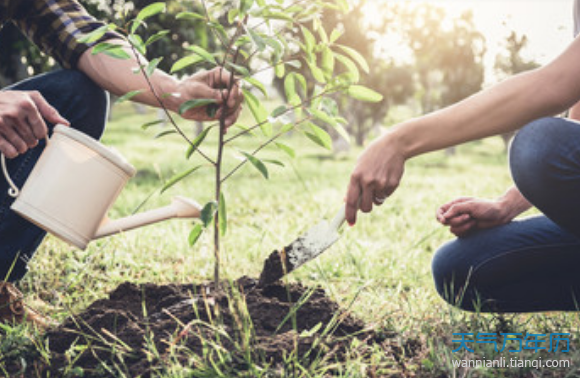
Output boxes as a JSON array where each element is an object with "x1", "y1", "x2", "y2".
[
  {"x1": 247, "y1": 29, "x2": 266, "y2": 51},
  {"x1": 176, "y1": 11, "x2": 205, "y2": 21},
  {"x1": 304, "y1": 122, "x2": 332, "y2": 150},
  {"x1": 131, "y1": 2, "x2": 166, "y2": 34},
  {"x1": 79, "y1": 24, "x2": 113, "y2": 44},
  {"x1": 187, "y1": 45, "x2": 216, "y2": 64},
  {"x1": 284, "y1": 73, "x2": 297, "y2": 102},
  {"x1": 92, "y1": 43, "x2": 131, "y2": 60},
  {"x1": 280, "y1": 123, "x2": 294, "y2": 133},
  {"x1": 347, "y1": 85, "x2": 383, "y2": 102},
  {"x1": 301, "y1": 26, "x2": 315, "y2": 53},
  {"x1": 136, "y1": 2, "x2": 166, "y2": 22},
  {"x1": 242, "y1": 89, "x2": 271, "y2": 136},
  {"x1": 179, "y1": 99, "x2": 216, "y2": 115},
  {"x1": 321, "y1": 46, "x2": 335, "y2": 77},
  {"x1": 218, "y1": 192, "x2": 227, "y2": 236},
  {"x1": 274, "y1": 62, "x2": 285, "y2": 79},
  {"x1": 201, "y1": 201, "x2": 218, "y2": 227},
  {"x1": 240, "y1": 0, "x2": 254, "y2": 14},
  {"x1": 330, "y1": 29, "x2": 343, "y2": 43},
  {"x1": 263, "y1": 159, "x2": 284, "y2": 167},
  {"x1": 275, "y1": 142, "x2": 295, "y2": 158},
  {"x1": 306, "y1": 61, "x2": 325, "y2": 83},
  {"x1": 146, "y1": 57, "x2": 162, "y2": 77},
  {"x1": 335, "y1": 53, "x2": 359, "y2": 82},
  {"x1": 334, "y1": 122, "x2": 351, "y2": 144},
  {"x1": 145, "y1": 30, "x2": 169, "y2": 46},
  {"x1": 310, "y1": 109, "x2": 337, "y2": 127},
  {"x1": 128, "y1": 34, "x2": 146, "y2": 55},
  {"x1": 318, "y1": 26, "x2": 329, "y2": 44},
  {"x1": 154, "y1": 129, "x2": 176, "y2": 139},
  {"x1": 161, "y1": 165, "x2": 202, "y2": 194},
  {"x1": 141, "y1": 120, "x2": 164, "y2": 130},
  {"x1": 271, "y1": 105, "x2": 287, "y2": 118},
  {"x1": 226, "y1": 62, "x2": 249, "y2": 76},
  {"x1": 171, "y1": 55, "x2": 204, "y2": 73},
  {"x1": 336, "y1": 44, "x2": 369, "y2": 73},
  {"x1": 240, "y1": 151, "x2": 269, "y2": 179},
  {"x1": 286, "y1": 60, "x2": 302, "y2": 69},
  {"x1": 186, "y1": 127, "x2": 213, "y2": 159},
  {"x1": 294, "y1": 73, "x2": 308, "y2": 96},
  {"x1": 244, "y1": 77, "x2": 267, "y2": 97},
  {"x1": 115, "y1": 90, "x2": 142, "y2": 104},
  {"x1": 228, "y1": 9, "x2": 239, "y2": 24},
  {"x1": 189, "y1": 224, "x2": 203, "y2": 246}
]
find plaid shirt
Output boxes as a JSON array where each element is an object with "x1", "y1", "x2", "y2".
[{"x1": 1, "y1": 0, "x2": 121, "y2": 69}]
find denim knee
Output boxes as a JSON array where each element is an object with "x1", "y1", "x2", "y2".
[
  {"x1": 509, "y1": 117, "x2": 580, "y2": 236},
  {"x1": 431, "y1": 240, "x2": 471, "y2": 309},
  {"x1": 57, "y1": 70, "x2": 109, "y2": 140}
]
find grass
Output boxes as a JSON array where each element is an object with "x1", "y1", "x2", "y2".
[{"x1": 2, "y1": 103, "x2": 580, "y2": 377}]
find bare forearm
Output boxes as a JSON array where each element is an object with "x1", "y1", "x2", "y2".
[
  {"x1": 498, "y1": 186, "x2": 532, "y2": 221},
  {"x1": 392, "y1": 68, "x2": 572, "y2": 159},
  {"x1": 78, "y1": 39, "x2": 181, "y2": 112}
]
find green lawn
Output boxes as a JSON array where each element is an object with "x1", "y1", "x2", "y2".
[{"x1": 4, "y1": 103, "x2": 579, "y2": 377}]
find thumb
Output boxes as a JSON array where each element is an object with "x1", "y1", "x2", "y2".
[{"x1": 30, "y1": 92, "x2": 69, "y2": 126}]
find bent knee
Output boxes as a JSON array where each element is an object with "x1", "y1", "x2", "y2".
[{"x1": 432, "y1": 240, "x2": 479, "y2": 311}]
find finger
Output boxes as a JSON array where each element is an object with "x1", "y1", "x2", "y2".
[
  {"x1": 345, "y1": 177, "x2": 361, "y2": 226},
  {"x1": 439, "y1": 197, "x2": 473, "y2": 214},
  {"x1": 0, "y1": 136, "x2": 18, "y2": 159},
  {"x1": 211, "y1": 67, "x2": 234, "y2": 87},
  {"x1": 447, "y1": 213, "x2": 472, "y2": 227},
  {"x1": 1, "y1": 128, "x2": 27, "y2": 154},
  {"x1": 450, "y1": 219, "x2": 477, "y2": 237},
  {"x1": 29, "y1": 91, "x2": 69, "y2": 127},
  {"x1": 442, "y1": 203, "x2": 471, "y2": 221},
  {"x1": 13, "y1": 120, "x2": 37, "y2": 147},
  {"x1": 359, "y1": 182, "x2": 374, "y2": 213},
  {"x1": 224, "y1": 105, "x2": 242, "y2": 129}
]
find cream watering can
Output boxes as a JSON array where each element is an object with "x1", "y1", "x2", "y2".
[{"x1": 0, "y1": 124, "x2": 202, "y2": 250}]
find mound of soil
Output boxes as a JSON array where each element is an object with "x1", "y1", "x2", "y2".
[{"x1": 17, "y1": 277, "x2": 426, "y2": 377}]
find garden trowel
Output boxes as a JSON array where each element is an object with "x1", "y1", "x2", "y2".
[{"x1": 258, "y1": 205, "x2": 346, "y2": 286}]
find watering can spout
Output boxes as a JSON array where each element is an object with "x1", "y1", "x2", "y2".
[{"x1": 94, "y1": 196, "x2": 202, "y2": 239}]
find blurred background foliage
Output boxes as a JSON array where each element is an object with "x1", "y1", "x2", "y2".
[{"x1": 0, "y1": 0, "x2": 539, "y2": 149}]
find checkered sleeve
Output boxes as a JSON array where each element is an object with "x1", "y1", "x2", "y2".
[{"x1": 11, "y1": 0, "x2": 123, "y2": 69}]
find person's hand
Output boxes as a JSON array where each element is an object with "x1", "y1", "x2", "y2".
[
  {"x1": 436, "y1": 197, "x2": 512, "y2": 237},
  {"x1": 0, "y1": 91, "x2": 69, "y2": 158},
  {"x1": 176, "y1": 67, "x2": 243, "y2": 129},
  {"x1": 345, "y1": 134, "x2": 406, "y2": 225}
]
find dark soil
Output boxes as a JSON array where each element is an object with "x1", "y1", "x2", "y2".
[{"x1": 11, "y1": 277, "x2": 429, "y2": 377}]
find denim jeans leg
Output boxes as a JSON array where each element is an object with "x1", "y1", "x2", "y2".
[
  {"x1": 0, "y1": 69, "x2": 109, "y2": 281},
  {"x1": 432, "y1": 117, "x2": 580, "y2": 312}
]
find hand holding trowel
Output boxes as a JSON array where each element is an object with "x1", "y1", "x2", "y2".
[{"x1": 258, "y1": 205, "x2": 346, "y2": 286}]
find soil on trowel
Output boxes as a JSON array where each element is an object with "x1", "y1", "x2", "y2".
[{"x1": 13, "y1": 277, "x2": 427, "y2": 377}]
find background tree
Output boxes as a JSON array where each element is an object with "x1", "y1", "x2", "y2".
[{"x1": 495, "y1": 30, "x2": 540, "y2": 149}]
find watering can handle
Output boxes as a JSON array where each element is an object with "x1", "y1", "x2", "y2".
[{"x1": 1, "y1": 136, "x2": 50, "y2": 198}]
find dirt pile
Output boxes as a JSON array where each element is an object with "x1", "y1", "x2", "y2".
[{"x1": 9, "y1": 277, "x2": 427, "y2": 377}]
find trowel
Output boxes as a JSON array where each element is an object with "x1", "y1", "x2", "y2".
[{"x1": 258, "y1": 205, "x2": 346, "y2": 286}]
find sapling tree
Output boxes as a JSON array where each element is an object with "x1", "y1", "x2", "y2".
[{"x1": 83, "y1": 0, "x2": 382, "y2": 284}]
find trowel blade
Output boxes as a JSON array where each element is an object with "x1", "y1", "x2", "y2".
[{"x1": 258, "y1": 206, "x2": 345, "y2": 286}]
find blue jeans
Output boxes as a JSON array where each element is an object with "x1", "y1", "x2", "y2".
[
  {"x1": 0, "y1": 70, "x2": 108, "y2": 282},
  {"x1": 432, "y1": 117, "x2": 580, "y2": 312}
]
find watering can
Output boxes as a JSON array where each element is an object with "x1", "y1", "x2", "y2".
[{"x1": 0, "y1": 124, "x2": 202, "y2": 250}]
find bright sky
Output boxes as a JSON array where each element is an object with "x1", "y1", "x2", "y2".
[{"x1": 370, "y1": 0, "x2": 575, "y2": 84}]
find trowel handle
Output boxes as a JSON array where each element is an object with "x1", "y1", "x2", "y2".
[
  {"x1": 330, "y1": 205, "x2": 346, "y2": 231},
  {"x1": 1, "y1": 136, "x2": 50, "y2": 198}
]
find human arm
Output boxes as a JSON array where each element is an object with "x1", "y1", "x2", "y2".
[
  {"x1": 77, "y1": 40, "x2": 242, "y2": 127},
  {"x1": 345, "y1": 36, "x2": 580, "y2": 225}
]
